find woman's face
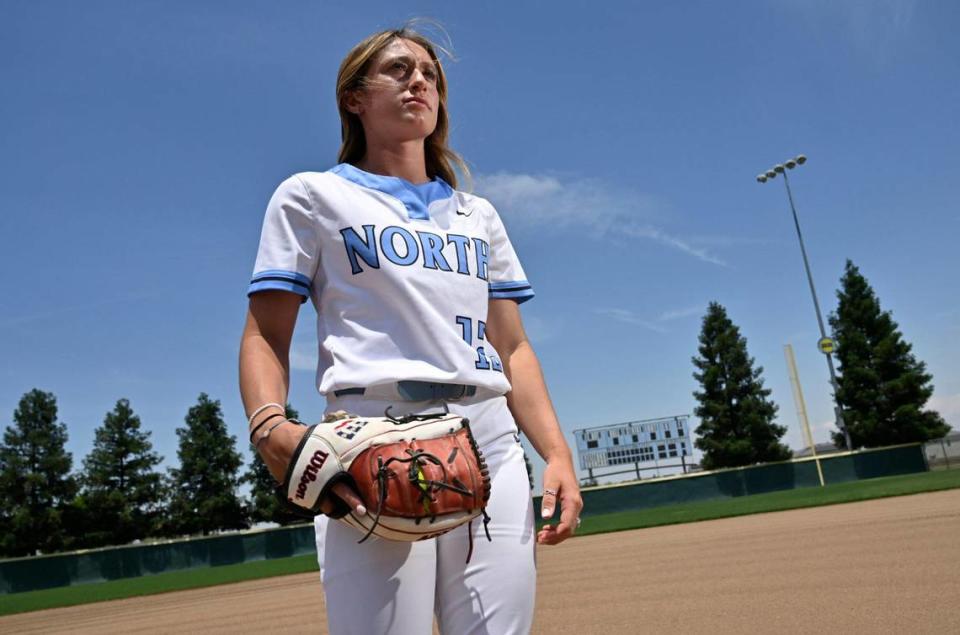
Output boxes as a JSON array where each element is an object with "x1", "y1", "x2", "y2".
[{"x1": 351, "y1": 38, "x2": 441, "y2": 145}]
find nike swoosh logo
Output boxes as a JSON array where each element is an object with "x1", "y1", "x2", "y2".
[{"x1": 456, "y1": 209, "x2": 473, "y2": 217}]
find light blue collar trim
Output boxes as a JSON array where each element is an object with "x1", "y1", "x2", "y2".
[{"x1": 329, "y1": 163, "x2": 454, "y2": 220}]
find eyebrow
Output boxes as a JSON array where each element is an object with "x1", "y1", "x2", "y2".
[{"x1": 382, "y1": 54, "x2": 436, "y2": 71}]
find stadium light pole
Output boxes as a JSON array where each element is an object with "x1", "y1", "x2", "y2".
[{"x1": 756, "y1": 155, "x2": 853, "y2": 451}]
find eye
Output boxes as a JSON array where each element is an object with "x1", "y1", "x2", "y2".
[
  {"x1": 391, "y1": 61, "x2": 408, "y2": 73},
  {"x1": 422, "y1": 67, "x2": 438, "y2": 82}
]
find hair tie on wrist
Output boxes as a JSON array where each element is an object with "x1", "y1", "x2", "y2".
[{"x1": 247, "y1": 402, "x2": 285, "y2": 427}]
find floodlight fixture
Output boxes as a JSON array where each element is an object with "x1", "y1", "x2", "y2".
[{"x1": 752, "y1": 150, "x2": 851, "y2": 451}]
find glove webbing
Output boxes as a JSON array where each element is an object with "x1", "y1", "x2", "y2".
[{"x1": 358, "y1": 448, "x2": 478, "y2": 545}]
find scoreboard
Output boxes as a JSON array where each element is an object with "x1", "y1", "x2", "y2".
[{"x1": 573, "y1": 415, "x2": 692, "y2": 471}]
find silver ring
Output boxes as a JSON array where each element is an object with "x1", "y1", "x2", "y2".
[{"x1": 543, "y1": 488, "x2": 558, "y2": 496}]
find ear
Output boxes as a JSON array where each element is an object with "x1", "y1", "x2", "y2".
[{"x1": 344, "y1": 89, "x2": 365, "y2": 116}]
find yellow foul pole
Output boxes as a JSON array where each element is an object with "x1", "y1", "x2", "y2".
[{"x1": 784, "y1": 344, "x2": 825, "y2": 486}]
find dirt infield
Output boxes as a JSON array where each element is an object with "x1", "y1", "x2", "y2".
[{"x1": 5, "y1": 489, "x2": 959, "y2": 634}]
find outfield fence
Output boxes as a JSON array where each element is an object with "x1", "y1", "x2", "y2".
[
  {"x1": 536, "y1": 442, "x2": 929, "y2": 518},
  {"x1": 0, "y1": 443, "x2": 927, "y2": 594},
  {"x1": 0, "y1": 522, "x2": 317, "y2": 594},
  {"x1": 924, "y1": 434, "x2": 960, "y2": 469}
]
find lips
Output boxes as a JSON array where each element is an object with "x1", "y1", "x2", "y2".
[{"x1": 403, "y1": 97, "x2": 430, "y2": 109}]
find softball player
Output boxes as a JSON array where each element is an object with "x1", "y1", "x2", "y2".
[{"x1": 239, "y1": 26, "x2": 582, "y2": 634}]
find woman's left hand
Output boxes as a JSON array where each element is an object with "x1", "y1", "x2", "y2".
[{"x1": 537, "y1": 457, "x2": 583, "y2": 545}]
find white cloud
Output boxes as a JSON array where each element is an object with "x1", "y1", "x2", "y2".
[
  {"x1": 807, "y1": 418, "x2": 842, "y2": 445},
  {"x1": 593, "y1": 308, "x2": 668, "y2": 333},
  {"x1": 522, "y1": 314, "x2": 563, "y2": 344},
  {"x1": 289, "y1": 340, "x2": 318, "y2": 372},
  {"x1": 929, "y1": 391, "x2": 960, "y2": 427},
  {"x1": 780, "y1": 0, "x2": 918, "y2": 65},
  {"x1": 622, "y1": 225, "x2": 728, "y2": 267},
  {"x1": 475, "y1": 172, "x2": 728, "y2": 267},
  {"x1": 682, "y1": 235, "x2": 774, "y2": 248},
  {"x1": 933, "y1": 307, "x2": 960, "y2": 320},
  {"x1": 658, "y1": 305, "x2": 704, "y2": 322},
  {"x1": 595, "y1": 303, "x2": 705, "y2": 332}
]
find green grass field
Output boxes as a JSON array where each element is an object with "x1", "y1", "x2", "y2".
[
  {"x1": 569, "y1": 468, "x2": 960, "y2": 536},
  {"x1": 3, "y1": 468, "x2": 958, "y2": 617},
  {"x1": 0, "y1": 555, "x2": 321, "y2": 617}
]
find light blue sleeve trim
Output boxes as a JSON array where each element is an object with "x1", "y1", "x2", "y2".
[
  {"x1": 252, "y1": 269, "x2": 312, "y2": 287},
  {"x1": 489, "y1": 280, "x2": 531, "y2": 290},
  {"x1": 489, "y1": 288, "x2": 535, "y2": 304},
  {"x1": 248, "y1": 270, "x2": 312, "y2": 304}
]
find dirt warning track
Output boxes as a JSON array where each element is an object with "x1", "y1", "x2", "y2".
[{"x1": 4, "y1": 489, "x2": 959, "y2": 634}]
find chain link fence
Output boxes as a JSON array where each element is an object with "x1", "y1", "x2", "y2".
[{"x1": 924, "y1": 433, "x2": 960, "y2": 469}]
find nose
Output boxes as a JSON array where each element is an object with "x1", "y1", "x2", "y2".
[{"x1": 408, "y1": 67, "x2": 428, "y2": 93}]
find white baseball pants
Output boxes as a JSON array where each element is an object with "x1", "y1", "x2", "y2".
[{"x1": 313, "y1": 390, "x2": 537, "y2": 634}]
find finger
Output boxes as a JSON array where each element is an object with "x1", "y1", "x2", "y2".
[
  {"x1": 541, "y1": 484, "x2": 559, "y2": 519},
  {"x1": 332, "y1": 483, "x2": 367, "y2": 515},
  {"x1": 538, "y1": 497, "x2": 583, "y2": 545},
  {"x1": 553, "y1": 500, "x2": 577, "y2": 539},
  {"x1": 537, "y1": 525, "x2": 562, "y2": 546}
]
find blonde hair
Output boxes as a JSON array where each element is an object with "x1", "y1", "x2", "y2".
[{"x1": 335, "y1": 26, "x2": 469, "y2": 188}]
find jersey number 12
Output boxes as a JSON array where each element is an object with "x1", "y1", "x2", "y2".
[{"x1": 456, "y1": 316, "x2": 503, "y2": 372}]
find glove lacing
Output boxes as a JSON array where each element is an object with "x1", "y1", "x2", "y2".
[
  {"x1": 358, "y1": 448, "x2": 481, "y2": 545},
  {"x1": 354, "y1": 409, "x2": 493, "y2": 562}
]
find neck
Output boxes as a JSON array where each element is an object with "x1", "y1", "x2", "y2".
[{"x1": 356, "y1": 139, "x2": 430, "y2": 184}]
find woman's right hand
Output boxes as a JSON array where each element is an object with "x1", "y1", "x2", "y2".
[{"x1": 258, "y1": 421, "x2": 367, "y2": 516}]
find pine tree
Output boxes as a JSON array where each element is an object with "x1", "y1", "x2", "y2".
[
  {"x1": 829, "y1": 260, "x2": 950, "y2": 448},
  {"x1": 166, "y1": 394, "x2": 247, "y2": 535},
  {"x1": 0, "y1": 389, "x2": 78, "y2": 556},
  {"x1": 78, "y1": 399, "x2": 163, "y2": 547},
  {"x1": 243, "y1": 403, "x2": 303, "y2": 526},
  {"x1": 692, "y1": 303, "x2": 791, "y2": 469}
]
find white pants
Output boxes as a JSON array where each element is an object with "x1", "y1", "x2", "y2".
[{"x1": 314, "y1": 391, "x2": 537, "y2": 635}]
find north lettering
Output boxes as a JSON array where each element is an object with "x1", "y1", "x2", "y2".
[{"x1": 341, "y1": 225, "x2": 486, "y2": 278}]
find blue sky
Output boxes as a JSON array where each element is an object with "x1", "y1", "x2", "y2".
[{"x1": 2, "y1": 1, "x2": 958, "y2": 492}]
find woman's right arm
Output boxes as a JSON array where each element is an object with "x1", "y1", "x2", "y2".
[
  {"x1": 239, "y1": 290, "x2": 306, "y2": 480},
  {"x1": 238, "y1": 291, "x2": 365, "y2": 513}
]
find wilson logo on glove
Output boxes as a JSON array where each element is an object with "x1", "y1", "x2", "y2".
[{"x1": 295, "y1": 450, "x2": 330, "y2": 500}]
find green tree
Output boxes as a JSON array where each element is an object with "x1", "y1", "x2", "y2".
[
  {"x1": 692, "y1": 303, "x2": 791, "y2": 469},
  {"x1": 243, "y1": 403, "x2": 303, "y2": 526},
  {"x1": 830, "y1": 260, "x2": 950, "y2": 448},
  {"x1": 77, "y1": 399, "x2": 164, "y2": 547},
  {"x1": 0, "y1": 389, "x2": 78, "y2": 557},
  {"x1": 166, "y1": 394, "x2": 247, "y2": 535}
]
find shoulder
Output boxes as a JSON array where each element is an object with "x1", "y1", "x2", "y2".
[
  {"x1": 279, "y1": 171, "x2": 344, "y2": 199},
  {"x1": 267, "y1": 170, "x2": 363, "y2": 216}
]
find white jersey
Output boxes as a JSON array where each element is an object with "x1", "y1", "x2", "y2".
[{"x1": 248, "y1": 163, "x2": 535, "y2": 396}]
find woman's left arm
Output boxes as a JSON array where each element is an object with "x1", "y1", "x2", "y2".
[{"x1": 486, "y1": 298, "x2": 583, "y2": 545}]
